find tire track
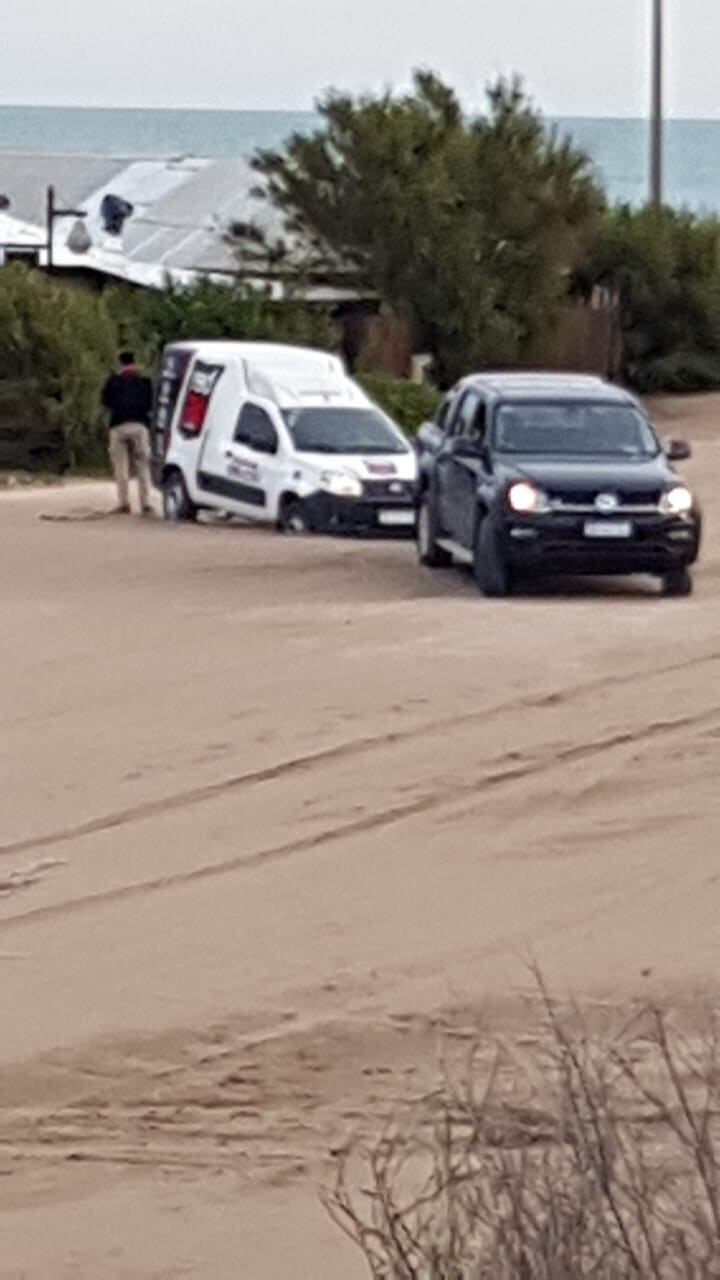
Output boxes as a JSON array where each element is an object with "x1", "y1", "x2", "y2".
[
  {"x1": 2, "y1": 650, "x2": 719, "y2": 865},
  {"x1": 2, "y1": 706, "x2": 718, "y2": 934}
]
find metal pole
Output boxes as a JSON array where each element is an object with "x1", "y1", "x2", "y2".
[
  {"x1": 650, "y1": 0, "x2": 664, "y2": 207},
  {"x1": 46, "y1": 185, "x2": 55, "y2": 271}
]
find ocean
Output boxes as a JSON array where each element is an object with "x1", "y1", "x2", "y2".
[{"x1": 2, "y1": 105, "x2": 720, "y2": 212}]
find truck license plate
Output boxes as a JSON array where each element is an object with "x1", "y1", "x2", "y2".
[
  {"x1": 584, "y1": 520, "x2": 633, "y2": 539},
  {"x1": 379, "y1": 510, "x2": 415, "y2": 527}
]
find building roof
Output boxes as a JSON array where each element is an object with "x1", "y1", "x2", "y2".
[
  {"x1": 0, "y1": 151, "x2": 353, "y2": 297},
  {"x1": 0, "y1": 209, "x2": 47, "y2": 249},
  {"x1": 0, "y1": 152, "x2": 131, "y2": 226}
]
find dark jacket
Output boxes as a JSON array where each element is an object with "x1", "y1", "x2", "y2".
[{"x1": 102, "y1": 369, "x2": 154, "y2": 428}]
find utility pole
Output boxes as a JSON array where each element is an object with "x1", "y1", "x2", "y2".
[
  {"x1": 46, "y1": 185, "x2": 56, "y2": 271},
  {"x1": 649, "y1": 0, "x2": 664, "y2": 207},
  {"x1": 45, "y1": 185, "x2": 90, "y2": 272}
]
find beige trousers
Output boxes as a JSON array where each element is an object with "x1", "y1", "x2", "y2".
[{"x1": 109, "y1": 423, "x2": 152, "y2": 510}]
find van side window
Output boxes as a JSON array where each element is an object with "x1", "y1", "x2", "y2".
[{"x1": 235, "y1": 404, "x2": 278, "y2": 455}]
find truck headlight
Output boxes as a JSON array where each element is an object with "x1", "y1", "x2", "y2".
[
  {"x1": 660, "y1": 485, "x2": 693, "y2": 516},
  {"x1": 320, "y1": 470, "x2": 363, "y2": 498},
  {"x1": 507, "y1": 482, "x2": 550, "y2": 514}
]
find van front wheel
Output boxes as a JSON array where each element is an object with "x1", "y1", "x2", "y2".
[
  {"x1": 163, "y1": 470, "x2": 197, "y2": 522},
  {"x1": 278, "y1": 498, "x2": 313, "y2": 535}
]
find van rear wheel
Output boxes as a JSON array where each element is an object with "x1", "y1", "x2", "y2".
[{"x1": 163, "y1": 470, "x2": 197, "y2": 523}]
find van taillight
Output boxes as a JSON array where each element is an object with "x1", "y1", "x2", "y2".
[{"x1": 181, "y1": 390, "x2": 210, "y2": 436}]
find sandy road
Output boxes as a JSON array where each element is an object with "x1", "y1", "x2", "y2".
[{"x1": 1, "y1": 397, "x2": 719, "y2": 1277}]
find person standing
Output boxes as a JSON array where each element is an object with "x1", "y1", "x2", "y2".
[{"x1": 102, "y1": 351, "x2": 154, "y2": 514}]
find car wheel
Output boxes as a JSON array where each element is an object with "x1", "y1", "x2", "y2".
[
  {"x1": 473, "y1": 516, "x2": 511, "y2": 597},
  {"x1": 417, "y1": 490, "x2": 452, "y2": 567},
  {"x1": 278, "y1": 498, "x2": 313, "y2": 535},
  {"x1": 162, "y1": 470, "x2": 197, "y2": 522},
  {"x1": 661, "y1": 567, "x2": 694, "y2": 597}
]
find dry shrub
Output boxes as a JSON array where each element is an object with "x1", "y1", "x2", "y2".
[{"x1": 325, "y1": 993, "x2": 720, "y2": 1278}]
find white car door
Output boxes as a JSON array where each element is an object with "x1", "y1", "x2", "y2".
[{"x1": 199, "y1": 397, "x2": 286, "y2": 522}]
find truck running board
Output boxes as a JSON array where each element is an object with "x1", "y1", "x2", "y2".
[{"x1": 437, "y1": 538, "x2": 473, "y2": 566}]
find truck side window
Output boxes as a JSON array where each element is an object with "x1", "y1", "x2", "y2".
[
  {"x1": 444, "y1": 394, "x2": 467, "y2": 438},
  {"x1": 470, "y1": 401, "x2": 487, "y2": 443},
  {"x1": 235, "y1": 404, "x2": 278, "y2": 455},
  {"x1": 456, "y1": 391, "x2": 481, "y2": 438},
  {"x1": 436, "y1": 395, "x2": 456, "y2": 435}
]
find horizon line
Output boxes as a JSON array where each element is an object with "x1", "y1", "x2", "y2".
[{"x1": 2, "y1": 102, "x2": 720, "y2": 124}]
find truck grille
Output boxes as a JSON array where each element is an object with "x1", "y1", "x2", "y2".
[{"x1": 549, "y1": 488, "x2": 662, "y2": 512}]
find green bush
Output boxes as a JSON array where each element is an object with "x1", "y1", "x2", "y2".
[
  {"x1": 358, "y1": 373, "x2": 440, "y2": 433},
  {"x1": 0, "y1": 265, "x2": 116, "y2": 470},
  {"x1": 577, "y1": 206, "x2": 720, "y2": 393},
  {"x1": 633, "y1": 349, "x2": 720, "y2": 394},
  {"x1": 107, "y1": 279, "x2": 336, "y2": 371}
]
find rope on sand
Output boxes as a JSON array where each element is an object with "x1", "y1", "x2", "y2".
[{"x1": 38, "y1": 509, "x2": 127, "y2": 522}]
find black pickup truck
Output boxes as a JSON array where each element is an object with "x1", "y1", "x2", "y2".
[{"x1": 416, "y1": 373, "x2": 701, "y2": 597}]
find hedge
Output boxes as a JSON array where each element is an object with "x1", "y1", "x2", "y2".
[
  {"x1": 0, "y1": 265, "x2": 115, "y2": 471},
  {"x1": 358, "y1": 374, "x2": 440, "y2": 434}
]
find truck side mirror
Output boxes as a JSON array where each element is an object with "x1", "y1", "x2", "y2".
[
  {"x1": 665, "y1": 438, "x2": 691, "y2": 461},
  {"x1": 417, "y1": 421, "x2": 440, "y2": 451}
]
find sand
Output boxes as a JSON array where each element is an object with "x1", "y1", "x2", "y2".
[{"x1": 1, "y1": 395, "x2": 718, "y2": 1277}]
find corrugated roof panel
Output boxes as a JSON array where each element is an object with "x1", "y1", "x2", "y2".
[
  {"x1": 124, "y1": 160, "x2": 283, "y2": 254},
  {"x1": 0, "y1": 152, "x2": 130, "y2": 224},
  {"x1": 0, "y1": 152, "x2": 342, "y2": 293},
  {"x1": 165, "y1": 233, "x2": 240, "y2": 274},
  {"x1": 0, "y1": 210, "x2": 46, "y2": 247}
]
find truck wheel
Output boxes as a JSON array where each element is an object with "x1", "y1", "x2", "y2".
[
  {"x1": 662, "y1": 567, "x2": 693, "y2": 597},
  {"x1": 278, "y1": 498, "x2": 313, "y2": 535},
  {"x1": 417, "y1": 490, "x2": 452, "y2": 567},
  {"x1": 473, "y1": 517, "x2": 511, "y2": 597},
  {"x1": 162, "y1": 470, "x2": 197, "y2": 522}
]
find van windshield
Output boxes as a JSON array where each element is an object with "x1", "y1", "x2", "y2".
[
  {"x1": 493, "y1": 402, "x2": 659, "y2": 458},
  {"x1": 282, "y1": 407, "x2": 408, "y2": 455}
]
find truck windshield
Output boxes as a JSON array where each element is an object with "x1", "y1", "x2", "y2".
[
  {"x1": 282, "y1": 407, "x2": 408, "y2": 455},
  {"x1": 494, "y1": 402, "x2": 659, "y2": 458}
]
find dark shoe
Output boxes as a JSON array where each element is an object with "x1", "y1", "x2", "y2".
[
  {"x1": 113, "y1": 503, "x2": 131, "y2": 515},
  {"x1": 141, "y1": 505, "x2": 155, "y2": 517}
]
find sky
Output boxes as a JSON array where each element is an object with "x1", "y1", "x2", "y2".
[{"x1": 0, "y1": 0, "x2": 718, "y2": 118}]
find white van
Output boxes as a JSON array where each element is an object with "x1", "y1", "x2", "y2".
[{"x1": 151, "y1": 341, "x2": 418, "y2": 533}]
